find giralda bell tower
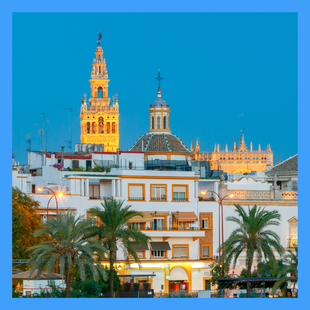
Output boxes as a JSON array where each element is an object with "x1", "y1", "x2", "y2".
[{"x1": 80, "y1": 32, "x2": 119, "y2": 152}]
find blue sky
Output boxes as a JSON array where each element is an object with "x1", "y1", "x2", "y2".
[{"x1": 13, "y1": 13, "x2": 297, "y2": 164}]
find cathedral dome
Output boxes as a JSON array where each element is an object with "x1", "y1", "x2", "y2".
[
  {"x1": 129, "y1": 133, "x2": 190, "y2": 153},
  {"x1": 151, "y1": 98, "x2": 168, "y2": 107}
]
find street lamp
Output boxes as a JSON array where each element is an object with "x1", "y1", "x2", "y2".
[
  {"x1": 37, "y1": 187, "x2": 63, "y2": 220},
  {"x1": 200, "y1": 190, "x2": 235, "y2": 260}
]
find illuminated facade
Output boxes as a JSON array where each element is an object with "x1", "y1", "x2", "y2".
[
  {"x1": 191, "y1": 134, "x2": 273, "y2": 173},
  {"x1": 80, "y1": 35, "x2": 119, "y2": 152}
]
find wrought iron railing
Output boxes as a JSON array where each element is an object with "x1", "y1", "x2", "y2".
[
  {"x1": 172, "y1": 198, "x2": 188, "y2": 202},
  {"x1": 89, "y1": 196, "x2": 112, "y2": 200},
  {"x1": 150, "y1": 197, "x2": 167, "y2": 201},
  {"x1": 129, "y1": 197, "x2": 145, "y2": 201},
  {"x1": 146, "y1": 226, "x2": 202, "y2": 231}
]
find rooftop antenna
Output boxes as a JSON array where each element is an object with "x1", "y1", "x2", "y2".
[
  {"x1": 26, "y1": 134, "x2": 31, "y2": 152},
  {"x1": 34, "y1": 113, "x2": 49, "y2": 151},
  {"x1": 65, "y1": 108, "x2": 73, "y2": 154},
  {"x1": 38, "y1": 130, "x2": 43, "y2": 151}
]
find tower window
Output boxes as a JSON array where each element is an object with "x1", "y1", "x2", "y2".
[
  {"x1": 156, "y1": 116, "x2": 161, "y2": 129},
  {"x1": 151, "y1": 116, "x2": 154, "y2": 129},
  {"x1": 112, "y1": 122, "x2": 116, "y2": 134},
  {"x1": 107, "y1": 122, "x2": 110, "y2": 134},
  {"x1": 97, "y1": 87, "x2": 103, "y2": 98},
  {"x1": 163, "y1": 116, "x2": 167, "y2": 129},
  {"x1": 99, "y1": 117, "x2": 104, "y2": 134},
  {"x1": 99, "y1": 66, "x2": 101, "y2": 73},
  {"x1": 86, "y1": 122, "x2": 90, "y2": 134},
  {"x1": 92, "y1": 122, "x2": 96, "y2": 134}
]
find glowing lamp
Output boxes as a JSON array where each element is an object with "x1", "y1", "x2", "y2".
[
  {"x1": 37, "y1": 187, "x2": 43, "y2": 192},
  {"x1": 229, "y1": 193, "x2": 235, "y2": 198},
  {"x1": 200, "y1": 191, "x2": 207, "y2": 196},
  {"x1": 57, "y1": 192, "x2": 64, "y2": 198},
  {"x1": 117, "y1": 264, "x2": 122, "y2": 271}
]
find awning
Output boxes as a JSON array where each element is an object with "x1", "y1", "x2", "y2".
[
  {"x1": 127, "y1": 211, "x2": 154, "y2": 223},
  {"x1": 132, "y1": 243, "x2": 149, "y2": 251},
  {"x1": 171, "y1": 212, "x2": 198, "y2": 222},
  {"x1": 150, "y1": 242, "x2": 171, "y2": 251}
]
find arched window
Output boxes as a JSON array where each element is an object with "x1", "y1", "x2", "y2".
[
  {"x1": 99, "y1": 66, "x2": 101, "y2": 74},
  {"x1": 92, "y1": 122, "x2": 96, "y2": 134},
  {"x1": 156, "y1": 116, "x2": 161, "y2": 129},
  {"x1": 86, "y1": 122, "x2": 90, "y2": 134},
  {"x1": 112, "y1": 122, "x2": 116, "y2": 134},
  {"x1": 163, "y1": 116, "x2": 167, "y2": 129},
  {"x1": 292, "y1": 181, "x2": 298, "y2": 191},
  {"x1": 97, "y1": 87, "x2": 103, "y2": 98},
  {"x1": 99, "y1": 117, "x2": 104, "y2": 134},
  {"x1": 107, "y1": 122, "x2": 110, "y2": 134},
  {"x1": 151, "y1": 116, "x2": 154, "y2": 129}
]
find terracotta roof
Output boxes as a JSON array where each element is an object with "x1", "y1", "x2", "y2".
[
  {"x1": 267, "y1": 154, "x2": 298, "y2": 175},
  {"x1": 12, "y1": 269, "x2": 62, "y2": 280},
  {"x1": 129, "y1": 133, "x2": 190, "y2": 153}
]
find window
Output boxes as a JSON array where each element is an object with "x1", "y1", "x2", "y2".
[
  {"x1": 151, "y1": 250, "x2": 165, "y2": 257},
  {"x1": 87, "y1": 122, "x2": 90, "y2": 134},
  {"x1": 89, "y1": 184, "x2": 100, "y2": 199},
  {"x1": 98, "y1": 117, "x2": 104, "y2": 133},
  {"x1": 72, "y1": 160, "x2": 79, "y2": 169},
  {"x1": 151, "y1": 185, "x2": 167, "y2": 201},
  {"x1": 98, "y1": 87, "x2": 103, "y2": 98},
  {"x1": 156, "y1": 116, "x2": 161, "y2": 129},
  {"x1": 202, "y1": 245, "x2": 211, "y2": 258},
  {"x1": 128, "y1": 184, "x2": 145, "y2": 201},
  {"x1": 173, "y1": 245, "x2": 188, "y2": 258},
  {"x1": 129, "y1": 251, "x2": 145, "y2": 259},
  {"x1": 151, "y1": 218, "x2": 164, "y2": 230},
  {"x1": 292, "y1": 181, "x2": 298, "y2": 191},
  {"x1": 32, "y1": 184, "x2": 36, "y2": 193},
  {"x1": 172, "y1": 185, "x2": 188, "y2": 201},
  {"x1": 25, "y1": 291, "x2": 32, "y2": 296},
  {"x1": 128, "y1": 222, "x2": 144, "y2": 230},
  {"x1": 163, "y1": 116, "x2": 167, "y2": 129},
  {"x1": 92, "y1": 122, "x2": 96, "y2": 134},
  {"x1": 288, "y1": 217, "x2": 298, "y2": 247},
  {"x1": 107, "y1": 122, "x2": 110, "y2": 134},
  {"x1": 201, "y1": 215, "x2": 212, "y2": 229},
  {"x1": 151, "y1": 116, "x2": 154, "y2": 129},
  {"x1": 112, "y1": 122, "x2": 116, "y2": 134}
]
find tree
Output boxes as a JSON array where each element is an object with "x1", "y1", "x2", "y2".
[
  {"x1": 13, "y1": 187, "x2": 46, "y2": 263},
  {"x1": 220, "y1": 204, "x2": 284, "y2": 297},
  {"x1": 88, "y1": 199, "x2": 151, "y2": 297},
  {"x1": 272, "y1": 246, "x2": 298, "y2": 296},
  {"x1": 27, "y1": 212, "x2": 108, "y2": 297},
  {"x1": 210, "y1": 262, "x2": 233, "y2": 289}
]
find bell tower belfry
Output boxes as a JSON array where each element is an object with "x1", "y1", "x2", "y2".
[{"x1": 80, "y1": 32, "x2": 119, "y2": 152}]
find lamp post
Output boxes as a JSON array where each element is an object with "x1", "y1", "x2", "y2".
[
  {"x1": 37, "y1": 187, "x2": 63, "y2": 220},
  {"x1": 200, "y1": 190, "x2": 234, "y2": 261}
]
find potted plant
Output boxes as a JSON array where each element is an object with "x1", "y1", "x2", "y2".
[{"x1": 106, "y1": 166, "x2": 111, "y2": 173}]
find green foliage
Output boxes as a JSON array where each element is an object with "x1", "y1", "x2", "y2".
[
  {"x1": 162, "y1": 291, "x2": 196, "y2": 298},
  {"x1": 93, "y1": 165, "x2": 105, "y2": 172},
  {"x1": 88, "y1": 199, "x2": 151, "y2": 295},
  {"x1": 27, "y1": 212, "x2": 108, "y2": 297},
  {"x1": 66, "y1": 167, "x2": 73, "y2": 171},
  {"x1": 72, "y1": 265, "x2": 120, "y2": 294},
  {"x1": 220, "y1": 204, "x2": 284, "y2": 297},
  {"x1": 12, "y1": 187, "x2": 47, "y2": 265},
  {"x1": 210, "y1": 262, "x2": 233, "y2": 289},
  {"x1": 73, "y1": 166, "x2": 86, "y2": 171},
  {"x1": 12, "y1": 288, "x2": 22, "y2": 298},
  {"x1": 272, "y1": 246, "x2": 298, "y2": 296}
]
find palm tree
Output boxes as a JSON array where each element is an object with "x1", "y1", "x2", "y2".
[
  {"x1": 88, "y1": 198, "x2": 151, "y2": 297},
  {"x1": 220, "y1": 204, "x2": 284, "y2": 297},
  {"x1": 27, "y1": 212, "x2": 107, "y2": 297},
  {"x1": 272, "y1": 246, "x2": 298, "y2": 296}
]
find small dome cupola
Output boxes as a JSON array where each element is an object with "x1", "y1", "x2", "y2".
[{"x1": 149, "y1": 70, "x2": 171, "y2": 133}]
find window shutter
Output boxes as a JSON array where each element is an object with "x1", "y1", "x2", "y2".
[
  {"x1": 129, "y1": 185, "x2": 143, "y2": 197},
  {"x1": 181, "y1": 247, "x2": 187, "y2": 257},
  {"x1": 203, "y1": 246, "x2": 210, "y2": 257}
]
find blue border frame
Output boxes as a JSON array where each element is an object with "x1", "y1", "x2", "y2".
[{"x1": 2, "y1": 1, "x2": 309, "y2": 309}]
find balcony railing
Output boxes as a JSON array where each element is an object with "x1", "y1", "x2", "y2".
[
  {"x1": 146, "y1": 226, "x2": 202, "y2": 231},
  {"x1": 89, "y1": 196, "x2": 112, "y2": 200},
  {"x1": 287, "y1": 238, "x2": 298, "y2": 248},
  {"x1": 150, "y1": 197, "x2": 167, "y2": 201},
  {"x1": 128, "y1": 197, "x2": 145, "y2": 201},
  {"x1": 172, "y1": 198, "x2": 188, "y2": 202}
]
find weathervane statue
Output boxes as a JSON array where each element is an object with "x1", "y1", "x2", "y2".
[{"x1": 97, "y1": 30, "x2": 102, "y2": 46}]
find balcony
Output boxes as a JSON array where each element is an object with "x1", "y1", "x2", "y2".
[
  {"x1": 287, "y1": 238, "x2": 298, "y2": 248},
  {"x1": 142, "y1": 226, "x2": 205, "y2": 238},
  {"x1": 150, "y1": 197, "x2": 167, "y2": 201},
  {"x1": 172, "y1": 198, "x2": 188, "y2": 202},
  {"x1": 128, "y1": 197, "x2": 145, "y2": 201},
  {"x1": 89, "y1": 196, "x2": 112, "y2": 200}
]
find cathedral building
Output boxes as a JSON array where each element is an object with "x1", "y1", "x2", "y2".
[
  {"x1": 80, "y1": 33, "x2": 119, "y2": 152},
  {"x1": 190, "y1": 134, "x2": 273, "y2": 173}
]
